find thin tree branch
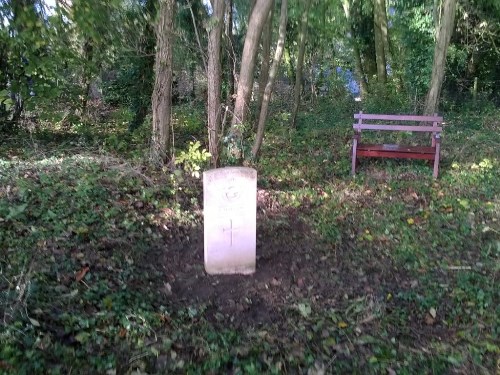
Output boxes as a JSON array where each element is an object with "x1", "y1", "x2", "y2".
[{"x1": 186, "y1": 0, "x2": 208, "y2": 73}]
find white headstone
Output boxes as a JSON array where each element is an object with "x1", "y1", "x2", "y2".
[{"x1": 203, "y1": 167, "x2": 257, "y2": 275}]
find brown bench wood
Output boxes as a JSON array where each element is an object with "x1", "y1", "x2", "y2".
[{"x1": 352, "y1": 112, "x2": 443, "y2": 179}]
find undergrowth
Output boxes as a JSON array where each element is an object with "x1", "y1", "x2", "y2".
[{"x1": 0, "y1": 99, "x2": 498, "y2": 374}]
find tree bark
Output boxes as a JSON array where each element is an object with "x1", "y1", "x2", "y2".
[
  {"x1": 150, "y1": 0, "x2": 175, "y2": 166},
  {"x1": 291, "y1": 0, "x2": 312, "y2": 129},
  {"x1": 224, "y1": 0, "x2": 235, "y2": 105},
  {"x1": 379, "y1": 0, "x2": 391, "y2": 64},
  {"x1": 81, "y1": 38, "x2": 93, "y2": 114},
  {"x1": 252, "y1": 0, "x2": 288, "y2": 159},
  {"x1": 207, "y1": 0, "x2": 225, "y2": 167},
  {"x1": 229, "y1": 0, "x2": 274, "y2": 159},
  {"x1": 254, "y1": 4, "x2": 274, "y2": 130},
  {"x1": 433, "y1": 0, "x2": 442, "y2": 38},
  {"x1": 342, "y1": 0, "x2": 368, "y2": 98},
  {"x1": 424, "y1": 0, "x2": 456, "y2": 115},
  {"x1": 373, "y1": 0, "x2": 387, "y2": 83},
  {"x1": 129, "y1": 0, "x2": 156, "y2": 132}
]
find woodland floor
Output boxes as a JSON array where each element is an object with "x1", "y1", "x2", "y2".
[{"x1": 0, "y1": 100, "x2": 499, "y2": 374}]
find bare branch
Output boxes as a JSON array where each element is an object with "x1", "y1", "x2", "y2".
[{"x1": 187, "y1": 0, "x2": 208, "y2": 73}]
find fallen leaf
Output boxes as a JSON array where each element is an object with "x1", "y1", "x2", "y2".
[
  {"x1": 429, "y1": 307, "x2": 437, "y2": 319},
  {"x1": 75, "y1": 266, "x2": 90, "y2": 282},
  {"x1": 297, "y1": 277, "x2": 305, "y2": 288},
  {"x1": 61, "y1": 289, "x2": 79, "y2": 299},
  {"x1": 162, "y1": 282, "x2": 172, "y2": 296},
  {"x1": 407, "y1": 218, "x2": 415, "y2": 225},
  {"x1": 338, "y1": 321, "x2": 348, "y2": 329},
  {"x1": 75, "y1": 226, "x2": 89, "y2": 235},
  {"x1": 29, "y1": 318, "x2": 40, "y2": 327},
  {"x1": 271, "y1": 278, "x2": 281, "y2": 286},
  {"x1": 424, "y1": 314, "x2": 435, "y2": 325},
  {"x1": 297, "y1": 303, "x2": 311, "y2": 318}
]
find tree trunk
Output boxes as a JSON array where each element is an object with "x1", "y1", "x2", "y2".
[
  {"x1": 291, "y1": 0, "x2": 312, "y2": 129},
  {"x1": 342, "y1": 0, "x2": 368, "y2": 98},
  {"x1": 424, "y1": 0, "x2": 456, "y2": 115},
  {"x1": 379, "y1": 0, "x2": 391, "y2": 64},
  {"x1": 283, "y1": 45, "x2": 295, "y2": 82},
  {"x1": 129, "y1": 0, "x2": 156, "y2": 132},
  {"x1": 207, "y1": 0, "x2": 225, "y2": 167},
  {"x1": 252, "y1": 0, "x2": 288, "y2": 159},
  {"x1": 224, "y1": 0, "x2": 235, "y2": 106},
  {"x1": 150, "y1": 0, "x2": 175, "y2": 166},
  {"x1": 81, "y1": 38, "x2": 93, "y2": 114},
  {"x1": 254, "y1": 4, "x2": 274, "y2": 130},
  {"x1": 229, "y1": 0, "x2": 274, "y2": 159},
  {"x1": 373, "y1": 0, "x2": 387, "y2": 83}
]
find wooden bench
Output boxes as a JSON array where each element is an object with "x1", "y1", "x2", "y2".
[{"x1": 351, "y1": 112, "x2": 443, "y2": 178}]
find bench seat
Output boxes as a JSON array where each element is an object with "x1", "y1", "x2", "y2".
[{"x1": 357, "y1": 144, "x2": 436, "y2": 160}]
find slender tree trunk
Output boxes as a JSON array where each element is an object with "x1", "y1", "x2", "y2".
[
  {"x1": 81, "y1": 38, "x2": 93, "y2": 114},
  {"x1": 252, "y1": 0, "x2": 288, "y2": 159},
  {"x1": 254, "y1": 4, "x2": 274, "y2": 130},
  {"x1": 373, "y1": 0, "x2": 387, "y2": 83},
  {"x1": 207, "y1": 0, "x2": 225, "y2": 167},
  {"x1": 363, "y1": 48, "x2": 377, "y2": 81},
  {"x1": 353, "y1": 41, "x2": 368, "y2": 97},
  {"x1": 424, "y1": 0, "x2": 456, "y2": 115},
  {"x1": 283, "y1": 45, "x2": 295, "y2": 82},
  {"x1": 129, "y1": 0, "x2": 156, "y2": 132},
  {"x1": 342, "y1": 0, "x2": 368, "y2": 98},
  {"x1": 150, "y1": 0, "x2": 175, "y2": 166},
  {"x1": 188, "y1": 0, "x2": 207, "y2": 72},
  {"x1": 379, "y1": 0, "x2": 391, "y2": 64},
  {"x1": 8, "y1": 0, "x2": 31, "y2": 124},
  {"x1": 309, "y1": 52, "x2": 317, "y2": 105},
  {"x1": 225, "y1": 0, "x2": 235, "y2": 105},
  {"x1": 291, "y1": 0, "x2": 311, "y2": 129},
  {"x1": 229, "y1": 0, "x2": 274, "y2": 160}
]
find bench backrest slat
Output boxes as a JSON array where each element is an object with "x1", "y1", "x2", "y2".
[
  {"x1": 353, "y1": 124, "x2": 442, "y2": 132},
  {"x1": 354, "y1": 113, "x2": 443, "y2": 122}
]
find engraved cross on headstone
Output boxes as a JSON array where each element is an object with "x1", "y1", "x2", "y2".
[{"x1": 222, "y1": 219, "x2": 239, "y2": 246}]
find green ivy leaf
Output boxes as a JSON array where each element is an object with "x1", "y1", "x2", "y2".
[
  {"x1": 7, "y1": 203, "x2": 28, "y2": 220},
  {"x1": 75, "y1": 331, "x2": 91, "y2": 343}
]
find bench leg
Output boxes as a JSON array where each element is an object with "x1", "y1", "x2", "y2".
[
  {"x1": 433, "y1": 137, "x2": 441, "y2": 179},
  {"x1": 351, "y1": 136, "x2": 359, "y2": 176}
]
